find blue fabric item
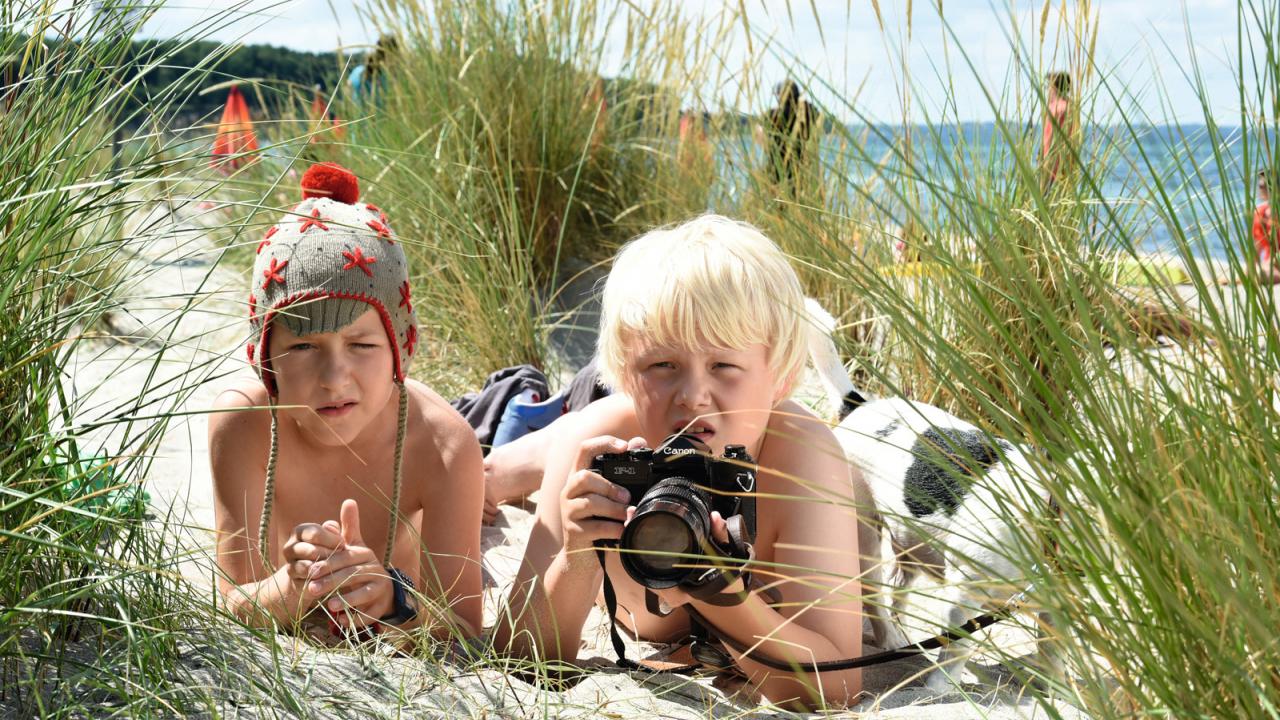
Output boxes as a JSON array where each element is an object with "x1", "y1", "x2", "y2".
[
  {"x1": 451, "y1": 365, "x2": 551, "y2": 453},
  {"x1": 491, "y1": 388, "x2": 567, "y2": 448},
  {"x1": 347, "y1": 65, "x2": 366, "y2": 96}
]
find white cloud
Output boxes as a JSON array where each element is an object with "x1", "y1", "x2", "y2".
[{"x1": 138, "y1": 0, "x2": 374, "y2": 52}]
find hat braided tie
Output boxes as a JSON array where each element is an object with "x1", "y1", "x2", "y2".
[
  {"x1": 382, "y1": 381, "x2": 408, "y2": 567},
  {"x1": 259, "y1": 401, "x2": 281, "y2": 570}
]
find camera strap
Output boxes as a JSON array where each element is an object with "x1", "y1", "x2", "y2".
[
  {"x1": 684, "y1": 514, "x2": 758, "y2": 603},
  {"x1": 681, "y1": 590, "x2": 1030, "y2": 672},
  {"x1": 595, "y1": 542, "x2": 641, "y2": 670},
  {"x1": 594, "y1": 515, "x2": 761, "y2": 672},
  {"x1": 595, "y1": 546, "x2": 706, "y2": 674}
]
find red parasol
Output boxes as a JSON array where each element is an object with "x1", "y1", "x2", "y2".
[{"x1": 211, "y1": 86, "x2": 259, "y2": 170}]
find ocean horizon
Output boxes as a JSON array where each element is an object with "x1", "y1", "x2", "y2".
[{"x1": 842, "y1": 121, "x2": 1259, "y2": 260}]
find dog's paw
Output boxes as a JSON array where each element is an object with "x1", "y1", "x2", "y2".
[
  {"x1": 880, "y1": 624, "x2": 911, "y2": 652},
  {"x1": 922, "y1": 670, "x2": 958, "y2": 695}
]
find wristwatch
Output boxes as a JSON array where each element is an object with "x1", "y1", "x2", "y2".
[{"x1": 379, "y1": 566, "x2": 418, "y2": 626}]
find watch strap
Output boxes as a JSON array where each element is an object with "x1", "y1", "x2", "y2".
[{"x1": 379, "y1": 566, "x2": 418, "y2": 626}]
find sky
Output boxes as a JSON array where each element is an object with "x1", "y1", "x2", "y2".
[{"x1": 128, "y1": 0, "x2": 1262, "y2": 125}]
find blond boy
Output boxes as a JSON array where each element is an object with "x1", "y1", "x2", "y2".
[
  {"x1": 497, "y1": 215, "x2": 863, "y2": 709},
  {"x1": 210, "y1": 163, "x2": 483, "y2": 639}
]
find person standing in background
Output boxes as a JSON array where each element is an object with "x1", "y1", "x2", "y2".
[
  {"x1": 583, "y1": 77, "x2": 608, "y2": 159},
  {"x1": 348, "y1": 34, "x2": 400, "y2": 102},
  {"x1": 677, "y1": 111, "x2": 713, "y2": 175},
  {"x1": 1252, "y1": 171, "x2": 1280, "y2": 284},
  {"x1": 766, "y1": 80, "x2": 818, "y2": 192},
  {"x1": 1041, "y1": 71, "x2": 1073, "y2": 188}
]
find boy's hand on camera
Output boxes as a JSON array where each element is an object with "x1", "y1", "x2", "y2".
[
  {"x1": 305, "y1": 499, "x2": 394, "y2": 628},
  {"x1": 559, "y1": 436, "x2": 645, "y2": 551}
]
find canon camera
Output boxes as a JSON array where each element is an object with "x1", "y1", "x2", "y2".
[{"x1": 591, "y1": 434, "x2": 756, "y2": 589}]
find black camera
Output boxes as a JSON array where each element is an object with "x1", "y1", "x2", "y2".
[{"x1": 591, "y1": 434, "x2": 756, "y2": 590}]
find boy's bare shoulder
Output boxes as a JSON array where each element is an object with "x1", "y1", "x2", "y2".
[
  {"x1": 762, "y1": 400, "x2": 845, "y2": 488},
  {"x1": 208, "y1": 380, "x2": 271, "y2": 501},
  {"x1": 771, "y1": 399, "x2": 838, "y2": 442},
  {"x1": 403, "y1": 379, "x2": 481, "y2": 465},
  {"x1": 208, "y1": 380, "x2": 271, "y2": 452}
]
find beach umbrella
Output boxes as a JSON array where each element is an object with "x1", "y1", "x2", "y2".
[
  {"x1": 308, "y1": 88, "x2": 345, "y2": 144},
  {"x1": 211, "y1": 86, "x2": 259, "y2": 170}
]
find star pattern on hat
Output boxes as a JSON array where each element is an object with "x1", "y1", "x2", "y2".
[
  {"x1": 248, "y1": 293, "x2": 257, "y2": 320},
  {"x1": 257, "y1": 226, "x2": 279, "y2": 254},
  {"x1": 262, "y1": 257, "x2": 288, "y2": 289},
  {"x1": 365, "y1": 203, "x2": 390, "y2": 226},
  {"x1": 367, "y1": 219, "x2": 393, "y2": 242},
  {"x1": 299, "y1": 208, "x2": 329, "y2": 233},
  {"x1": 246, "y1": 343, "x2": 256, "y2": 363},
  {"x1": 342, "y1": 247, "x2": 377, "y2": 277},
  {"x1": 398, "y1": 280, "x2": 412, "y2": 313},
  {"x1": 402, "y1": 324, "x2": 418, "y2": 357}
]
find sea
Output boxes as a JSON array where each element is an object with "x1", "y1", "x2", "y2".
[
  {"x1": 244, "y1": 118, "x2": 1264, "y2": 260},
  {"x1": 721, "y1": 122, "x2": 1265, "y2": 260}
]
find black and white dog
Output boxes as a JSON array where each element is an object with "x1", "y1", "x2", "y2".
[{"x1": 805, "y1": 300, "x2": 1057, "y2": 691}]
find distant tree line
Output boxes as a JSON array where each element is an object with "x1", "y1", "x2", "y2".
[
  {"x1": 3, "y1": 34, "x2": 352, "y2": 127},
  {"x1": 120, "y1": 39, "x2": 353, "y2": 126}
]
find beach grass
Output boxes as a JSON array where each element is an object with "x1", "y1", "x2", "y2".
[
  {"x1": 0, "y1": 4, "x2": 298, "y2": 715},
  {"x1": 1, "y1": 15, "x2": 171, "y2": 716},
  {"x1": 767, "y1": 3, "x2": 1280, "y2": 717},
  {"x1": 6, "y1": 0, "x2": 1280, "y2": 717},
  {"x1": 289, "y1": 0, "x2": 740, "y2": 392}
]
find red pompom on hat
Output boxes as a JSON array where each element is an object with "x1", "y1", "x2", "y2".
[{"x1": 300, "y1": 162, "x2": 360, "y2": 204}]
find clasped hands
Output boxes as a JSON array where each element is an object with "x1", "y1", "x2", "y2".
[{"x1": 279, "y1": 498, "x2": 395, "y2": 631}]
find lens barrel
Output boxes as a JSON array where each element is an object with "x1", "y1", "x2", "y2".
[{"x1": 619, "y1": 477, "x2": 713, "y2": 588}]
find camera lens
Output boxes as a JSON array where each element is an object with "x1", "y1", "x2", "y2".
[
  {"x1": 620, "y1": 478, "x2": 712, "y2": 588},
  {"x1": 626, "y1": 511, "x2": 694, "y2": 573}
]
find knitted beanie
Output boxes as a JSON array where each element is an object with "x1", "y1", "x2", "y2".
[{"x1": 247, "y1": 162, "x2": 418, "y2": 568}]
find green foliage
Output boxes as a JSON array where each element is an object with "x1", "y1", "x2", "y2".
[
  {"x1": 3, "y1": 32, "x2": 346, "y2": 125},
  {"x1": 0, "y1": 6, "x2": 230, "y2": 714},
  {"x1": 306, "y1": 0, "x2": 725, "y2": 392},
  {"x1": 131, "y1": 39, "x2": 345, "y2": 122}
]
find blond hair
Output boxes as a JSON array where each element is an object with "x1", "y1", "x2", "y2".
[{"x1": 596, "y1": 215, "x2": 808, "y2": 396}]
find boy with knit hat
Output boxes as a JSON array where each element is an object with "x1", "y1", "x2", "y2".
[{"x1": 210, "y1": 163, "x2": 483, "y2": 639}]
